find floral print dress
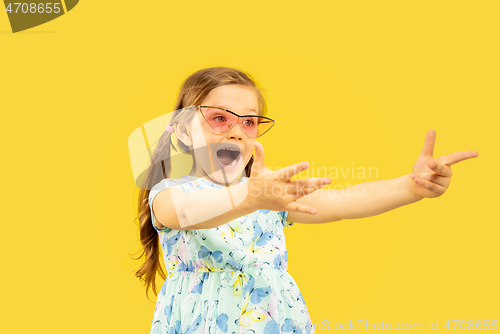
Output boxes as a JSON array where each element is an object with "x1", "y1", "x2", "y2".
[{"x1": 148, "y1": 175, "x2": 315, "y2": 334}]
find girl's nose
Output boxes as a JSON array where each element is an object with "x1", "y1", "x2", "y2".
[{"x1": 226, "y1": 122, "x2": 245, "y2": 139}]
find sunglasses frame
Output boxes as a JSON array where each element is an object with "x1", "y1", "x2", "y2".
[{"x1": 196, "y1": 105, "x2": 276, "y2": 139}]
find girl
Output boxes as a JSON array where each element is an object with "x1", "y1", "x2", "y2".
[{"x1": 132, "y1": 67, "x2": 478, "y2": 334}]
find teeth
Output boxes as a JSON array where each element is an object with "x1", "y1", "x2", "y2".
[{"x1": 226, "y1": 160, "x2": 237, "y2": 167}]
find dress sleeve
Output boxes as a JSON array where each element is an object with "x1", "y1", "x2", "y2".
[
  {"x1": 148, "y1": 179, "x2": 187, "y2": 233},
  {"x1": 280, "y1": 211, "x2": 295, "y2": 227}
]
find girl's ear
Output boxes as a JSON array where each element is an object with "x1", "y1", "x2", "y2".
[{"x1": 174, "y1": 123, "x2": 193, "y2": 146}]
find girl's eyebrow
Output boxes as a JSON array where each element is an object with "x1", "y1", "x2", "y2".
[{"x1": 211, "y1": 105, "x2": 258, "y2": 115}]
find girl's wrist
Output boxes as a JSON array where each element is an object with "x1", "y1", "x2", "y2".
[
  {"x1": 406, "y1": 173, "x2": 425, "y2": 203},
  {"x1": 229, "y1": 181, "x2": 261, "y2": 213}
]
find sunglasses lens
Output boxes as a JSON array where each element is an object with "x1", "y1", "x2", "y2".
[{"x1": 200, "y1": 107, "x2": 274, "y2": 138}]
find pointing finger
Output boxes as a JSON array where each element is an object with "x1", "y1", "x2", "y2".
[
  {"x1": 277, "y1": 161, "x2": 310, "y2": 181},
  {"x1": 294, "y1": 177, "x2": 331, "y2": 189},
  {"x1": 439, "y1": 150, "x2": 479, "y2": 166}
]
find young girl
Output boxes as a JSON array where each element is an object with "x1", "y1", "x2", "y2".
[{"x1": 132, "y1": 67, "x2": 478, "y2": 334}]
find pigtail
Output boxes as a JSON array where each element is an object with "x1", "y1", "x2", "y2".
[
  {"x1": 131, "y1": 130, "x2": 177, "y2": 301},
  {"x1": 131, "y1": 193, "x2": 166, "y2": 301}
]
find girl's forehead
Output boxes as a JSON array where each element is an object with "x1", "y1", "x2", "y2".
[
  {"x1": 202, "y1": 85, "x2": 260, "y2": 114},
  {"x1": 204, "y1": 85, "x2": 258, "y2": 102}
]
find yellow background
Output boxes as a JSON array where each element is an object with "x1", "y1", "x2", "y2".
[{"x1": 1, "y1": 1, "x2": 497, "y2": 333}]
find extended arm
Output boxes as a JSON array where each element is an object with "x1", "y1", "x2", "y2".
[
  {"x1": 153, "y1": 182, "x2": 257, "y2": 230},
  {"x1": 287, "y1": 130, "x2": 478, "y2": 225},
  {"x1": 287, "y1": 173, "x2": 421, "y2": 224}
]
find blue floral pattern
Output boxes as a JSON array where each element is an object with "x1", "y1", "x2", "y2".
[{"x1": 148, "y1": 175, "x2": 315, "y2": 333}]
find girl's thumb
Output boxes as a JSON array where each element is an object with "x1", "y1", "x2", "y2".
[{"x1": 252, "y1": 141, "x2": 265, "y2": 170}]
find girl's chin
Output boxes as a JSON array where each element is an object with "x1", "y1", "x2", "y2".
[{"x1": 205, "y1": 167, "x2": 245, "y2": 185}]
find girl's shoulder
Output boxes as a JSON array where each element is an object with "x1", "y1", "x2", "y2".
[{"x1": 148, "y1": 175, "x2": 250, "y2": 228}]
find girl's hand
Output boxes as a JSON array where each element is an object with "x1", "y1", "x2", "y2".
[
  {"x1": 247, "y1": 141, "x2": 331, "y2": 214},
  {"x1": 410, "y1": 129, "x2": 478, "y2": 199}
]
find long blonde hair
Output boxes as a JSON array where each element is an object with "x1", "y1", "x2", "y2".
[{"x1": 131, "y1": 67, "x2": 268, "y2": 299}]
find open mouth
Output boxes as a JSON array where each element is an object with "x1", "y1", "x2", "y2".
[{"x1": 215, "y1": 146, "x2": 242, "y2": 169}]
